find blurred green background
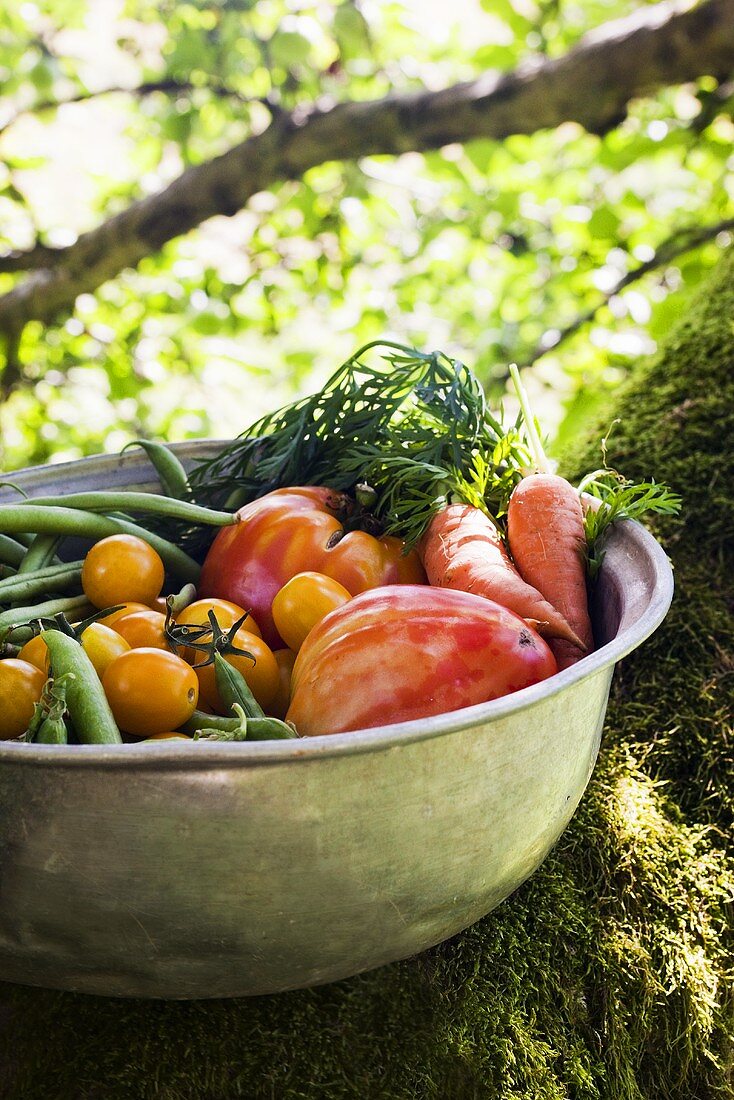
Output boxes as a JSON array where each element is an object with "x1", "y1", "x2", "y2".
[{"x1": 1, "y1": 0, "x2": 732, "y2": 472}]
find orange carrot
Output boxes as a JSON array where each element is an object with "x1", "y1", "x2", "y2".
[
  {"x1": 507, "y1": 474, "x2": 593, "y2": 669},
  {"x1": 507, "y1": 365, "x2": 593, "y2": 669},
  {"x1": 419, "y1": 503, "x2": 584, "y2": 647}
]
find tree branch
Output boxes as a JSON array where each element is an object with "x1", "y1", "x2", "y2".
[
  {"x1": 1, "y1": 0, "x2": 733, "y2": 331},
  {"x1": 0, "y1": 324, "x2": 25, "y2": 400},
  {"x1": 518, "y1": 217, "x2": 734, "y2": 369},
  {"x1": 0, "y1": 78, "x2": 254, "y2": 140}
]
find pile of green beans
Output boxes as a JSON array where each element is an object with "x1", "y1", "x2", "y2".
[{"x1": 0, "y1": 441, "x2": 244, "y2": 746}]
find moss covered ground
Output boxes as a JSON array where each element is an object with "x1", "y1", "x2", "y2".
[{"x1": 1, "y1": 252, "x2": 733, "y2": 1099}]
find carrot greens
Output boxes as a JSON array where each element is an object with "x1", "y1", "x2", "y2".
[{"x1": 184, "y1": 339, "x2": 680, "y2": 563}]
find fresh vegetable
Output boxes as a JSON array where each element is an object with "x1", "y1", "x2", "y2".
[
  {"x1": 114, "y1": 609, "x2": 172, "y2": 651},
  {"x1": 187, "y1": 341, "x2": 521, "y2": 549},
  {"x1": 0, "y1": 533, "x2": 27, "y2": 568},
  {"x1": 0, "y1": 504, "x2": 200, "y2": 582},
  {"x1": 507, "y1": 474, "x2": 592, "y2": 669},
  {"x1": 199, "y1": 486, "x2": 426, "y2": 647},
  {"x1": 271, "y1": 648, "x2": 296, "y2": 720},
  {"x1": 97, "y1": 602, "x2": 151, "y2": 627},
  {"x1": 194, "y1": 629, "x2": 279, "y2": 714},
  {"x1": 0, "y1": 595, "x2": 94, "y2": 644},
  {"x1": 13, "y1": 491, "x2": 234, "y2": 529},
  {"x1": 0, "y1": 340, "x2": 680, "y2": 747},
  {"x1": 193, "y1": 701, "x2": 296, "y2": 742},
  {"x1": 120, "y1": 440, "x2": 191, "y2": 501},
  {"x1": 507, "y1": 365, "x2": 592, "y2": 669},
  {"x1": 102, "y1": 648, "x2": 198, "y2": 738},
  {"x1": 419, "y1": 503, "x2": 583, "y2": 646},
  {"x1": 82, "y1": 534, "x2": 165, "y2": 609},
  {"x1": 174, "y1": 597, "x2": 261, "y2": 642},
  {"x1": 19, "y1": 621, "x2": 130, "y2": 678},
  {"x1": 78, "y1": 623, "x2": 131, "y2": 677},
  {"x1": 41, "y1": 629, "x2": 122, "y2": 744},
  {"x1": 271, "y1": 572, "x2": 352, "y2": 652},
  {"x1": 0, "y1": 559, "x2": 84, "y2": 605},
  {"x1": 0, "y1": 658, "x2": 46, "y2": 740},
  {"x1": 17, "y1": 533, "x2": 60, "y2": 574},
  {"x1": 33, "y1": 674, "x2": 73, "y2": 745},
  {"x1": 287, "y1": 586, "x2": 557, "y2": 736}
]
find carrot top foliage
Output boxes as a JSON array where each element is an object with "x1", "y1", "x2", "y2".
[{"x1": 185, "y1": 340, "x2": 677, "y2": 557}]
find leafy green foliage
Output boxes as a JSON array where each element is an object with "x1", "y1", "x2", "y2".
[
  {"x1": 1, "y1": 0, "x2": 734, "y2": 472},
  {"x1": 188, "y1": 339, "x2": 524, "y2": 547}
]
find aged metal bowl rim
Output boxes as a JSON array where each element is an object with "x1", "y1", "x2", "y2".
[{"x1": 0, "y1": 514, "x2": 673, "y2": 769}]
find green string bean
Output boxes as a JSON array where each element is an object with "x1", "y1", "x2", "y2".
[
  {"x1": 17, "y1": 533, "x2": 61, "y2": 574},
  {"x1": 0, "y1": 595, "x2": 95, "y2": 642},
  {"x1": 13, "y1": 492, "x2": 235, "y2": 527},
  {"x1": 0, "y1": 560, "x2": 83, "y2": 605},
  {"x1": 121, "y1": 440, "x2": 190, "y2": 500},
  {"x1": 0, "y1": 534, "x2": 28, "y2": 568},
  {"x1": 0, "y1": 505, "x2": 201, "y2": 582}
]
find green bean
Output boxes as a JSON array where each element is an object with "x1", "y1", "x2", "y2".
[
  {"x1": 0, "y1": 534, "x2": 27, "y2": 568},
  {"x1": 40, "y1": 630, "x2": 122, "y2": 744},
  {"x1": 0, "y1": 595, "x2": 95, "y2": 643},
  {"x1": 178, "y1": 709, "x2": 238, "y2": 735},
  {"x1": 244, "y1": 716, "x2": 297, "y2": 741},
  {"x1": 0, "y1": 560, "x2": 84, "y2": 603},
  {"x1": 214, "y1": 652, "x2": 264, "y2": 719},
  {"x1": 29, "y1": 671, "x2": 73, "y2": 744},
  {"x1": 0, "y1": 564, "x2": 16, "y2": 581},
  {"x1": 13, "y1": 492, "x2": 235, "y2": 527},
  {"x1": 17, "y1": 533, "x2": 61, "y2": 574},
  {"x1": 0, "y1": 505, "x2": 200, "y2": 582},
  {"x1": 189, "y1": 702, "x2": 295, "y2": 742},
  {"x1": 36, "y1": 712, "x2": 69, "y2": 744},
  {"x1": 121, "y1": 440, "x2": 190, "y2": 500}
]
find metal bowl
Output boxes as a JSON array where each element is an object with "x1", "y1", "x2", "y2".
[{"x1": 0, "y1": 444, "x2": 673, "y2": 999}]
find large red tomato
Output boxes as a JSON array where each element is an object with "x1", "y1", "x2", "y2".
[
  {"x1": 287, "y1": 585, "x2": 557, "y2": 736},
  {"x1": 198, "y1": 487, "x2": 426, "y2": 647}
]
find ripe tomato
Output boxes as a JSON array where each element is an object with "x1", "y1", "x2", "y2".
[
  {"x1": 271, "y1": 648, "x2": 296, "y2": 720},
  {"x1": 18, "y1": 634, "x2": 50, "y2": 672},
  {"x1": 271, "y1": 572, "x2": 351, "y2": 652},
  {"x1": 194, "y1": 629, "x2": 279, "y2": 714},
  {"x1": 198, "y1": 487, "x2": 426, "y2": 647},
  {"x1": 287, "y1": 586, "x2": 558, "y2": 736},
  {"x1": 82, "y1": 535, "x2": 165, "y2": 609},
  {"x1": 97, "y1": 602, "x2": 151, "y2": 627},
  {"x1": 19, "y1": 623, "x2": 130, "y2": 679},
  {"x1": 175, "y1": 598, "x2": 261, "y2": 638},
  {"x1": 115, "y1": 610, "x2": 171, "y2": 651},
  {"x1": 0, "y1": 659, "x2": 46, "y2": 740},
  {"x1": 80, "y1": 622, "x2": 131, "y2": 677},
  {"x1": 102, "y1": 648, "x2": 198, "y2": 737}
]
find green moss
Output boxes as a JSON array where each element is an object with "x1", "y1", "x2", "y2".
[{"x1": 2, "y1": 255, "x2": 734, "y2": 1099}]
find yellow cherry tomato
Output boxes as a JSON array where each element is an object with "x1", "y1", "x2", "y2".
[
  {"x1": 18, "y1": 634, "x2": 50, "y2": 673},
  {"x1": 270, "y1": 648, "x2": 296, "y2": 720},
  {"x1": 102, "y1": 648, "x2": 198, "y2": 738},
  {"x1": 115, "y1": 610, "x2": 171, "y2": 651},
  {"x1": 175, "y1": 598, "x2": 261, "y2": 637},
  {"x1": 271, "y1": 571, "x2": 352, "y2": 652},
  {"x1": 82, "y1": 535, "x2": 165, "y2": 609},
  {"x1": 175, "y1": 597, "x2": 261, "y2": 664},
  {"x1": 97, "y1": 601, "x2": 151, "y2": 627},
  {"x1": 80, "y1": 622, "x2": 131, "y2": 678},
  {"x1": 19, "y1": 623, "x2": 129, "y2": 679},
  {"x1": 0, "y1": 659, "x2": 46, "y2": 740},
  {"x1": 195, "y1": 629, "x2": 279, "y2": 714}
]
